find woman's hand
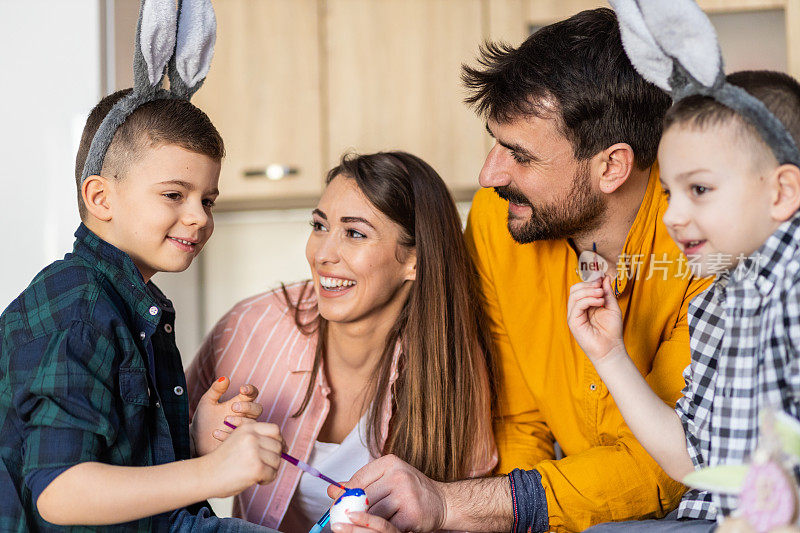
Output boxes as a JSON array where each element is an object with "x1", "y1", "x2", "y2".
[
  {"x1": 201, "y1": 421, "x2": 284, "y2": 498},
  {"x1": 190, "y1": 377, "x2": 264, "y2": 456},
  {"x1": 332, "y1": 511, "x2": 402, "y2": 533},
  {"x1": 567, "y1": 275, "x2": 625, "y2": 365}
]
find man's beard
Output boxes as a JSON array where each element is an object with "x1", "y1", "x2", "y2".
[{"x1": 494, "y1": 162, "x2": 607, "y2": 244}]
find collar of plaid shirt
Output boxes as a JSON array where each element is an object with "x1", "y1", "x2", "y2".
[
  {"x1": 73, "y1": 223, "x2": 165, "y2": 323},
  {"x1": 677, "y1": 210, "x2": 800, "y2": 520}
]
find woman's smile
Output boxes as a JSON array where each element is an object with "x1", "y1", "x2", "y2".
[{"x1": 318, "y1": 275, "x2": 358, "y2": 297}]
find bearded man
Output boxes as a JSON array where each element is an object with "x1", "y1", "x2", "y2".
[{"x1": 329, "y1": 8, "x2": 712, "y2": 533}]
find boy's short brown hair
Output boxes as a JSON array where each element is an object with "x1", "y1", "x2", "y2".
[
  {"x1": 664, "y1": 71, "x2": 800, "y2": 169},
  {"x1": 74, "y1": 89, "x2": 224, "y2": 220}
]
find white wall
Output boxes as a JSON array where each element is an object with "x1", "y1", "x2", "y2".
[{"x1": 0, "y1": 0, "x2": 102, "y2": 309}]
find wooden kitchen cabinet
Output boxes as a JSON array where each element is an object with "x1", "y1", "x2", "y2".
[
  {"x1": 192, "y1": 0, "x2": 325, "y2": 209},
  {"x1": 324, "y1": 0, "x2": 488, "y2": 194},
  {"x1": 193, "y1": 0, "x2": 500, "y2": 207}
]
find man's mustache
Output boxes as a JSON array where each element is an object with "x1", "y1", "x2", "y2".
[{"x1": 494, "y1": 186, "x2": 531, "y2": 207}]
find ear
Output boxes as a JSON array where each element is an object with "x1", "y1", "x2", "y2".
[
  {"x1": 403, "y1": 248, "x2": 417, "y2": 282},
  {"x1": 81, "y1": 175, "x2": 114, "y2": 222},
  {"x1": 770, "y1": 164, "x2": 800, "y2": 222},
  {"x1": 595, "y1": 143, "x2": 635, "y2": 195}
]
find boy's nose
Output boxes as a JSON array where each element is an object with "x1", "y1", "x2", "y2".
[
  {"x1": 182, "y1": 201, "x2": 209, "y2": 228},
  {"x1": 662, "y1": 200, "x2": 689, "y2": 230},
  {"x1": 479, "y1": 144, "x2": 512, "y2": 189}
]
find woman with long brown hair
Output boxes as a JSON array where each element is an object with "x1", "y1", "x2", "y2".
[{"x1": 186, "y1": 151, "x2": 497, "y2": 531}]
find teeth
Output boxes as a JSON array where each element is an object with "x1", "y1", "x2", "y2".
[
  {"x1": 320, "y1": 276, "x2": 356, "y2": 289},
  {"x1": 171, "y1": 238, "x2": 194, "y2": 245}
]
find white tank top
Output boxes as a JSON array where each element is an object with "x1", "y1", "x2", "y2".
[{"x1": 281, "y1": 412, "x2": 374, "y2": 532}]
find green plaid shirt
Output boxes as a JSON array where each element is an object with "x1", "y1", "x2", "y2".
[{"x1": 0, "y1": 224, "x2": 192, "y2": 532}]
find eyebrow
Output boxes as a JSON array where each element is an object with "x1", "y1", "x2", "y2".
[
  {"x1": 312, "y1": 209, "x2": 376, "y2": 229},
  {"x1": 485, "y1": 123, "x2": 540, "y2": 162},
  {"x1": 672, "y1": 169, "x2": 713, "y2": 182},
  {"x1": 157, "y1": 179, "x2": 219, "y2": 195},
  {"x1": 340, "y1": 216, "x2": 376, "y2": 229}
]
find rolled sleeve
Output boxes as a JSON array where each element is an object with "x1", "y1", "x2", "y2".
[
  {"x1": 13, "y1": 321, "x2": 119, "y2": 477},
  {"x1": 509, "y1": 468, "x2": 548, "y2": 533},
  {"x1": 24, "y1": 466, "x2": 68, "y2": 506},
  {"x1": 675, "y1": 364, "x2": 706, "y2": 470}
]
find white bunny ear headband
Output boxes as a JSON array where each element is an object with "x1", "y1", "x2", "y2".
[
  {"x1": 609, "y1": 0, "x2": 800, "y2": 167},
  {"x1": 80, "y1": 0, "x2": 216, "y2": 183}
]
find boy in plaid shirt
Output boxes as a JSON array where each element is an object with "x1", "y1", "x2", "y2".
[
  {"x1": 0, "y1": 90, "x2": 283, "y2": 531},
  {"x1": 568, "y1": 70, "x2": 800, "y2": 530}
]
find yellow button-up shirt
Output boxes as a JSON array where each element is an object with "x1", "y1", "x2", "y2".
[{"x1": 464, "y1": 167, "x2": 712, "y2": 532}]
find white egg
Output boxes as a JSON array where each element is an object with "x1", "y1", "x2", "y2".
[{"x1": 330, "y1": 488, "x2": 369, "y2": 525}]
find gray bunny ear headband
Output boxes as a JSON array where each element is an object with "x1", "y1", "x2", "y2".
[
  {"x1": 80, "y1": 0, "x2": 216, "y2": 183},
  {"x1": 609, "y1": 0, "x2": 800, "y2": 167}
]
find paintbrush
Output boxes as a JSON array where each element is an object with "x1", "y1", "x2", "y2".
[
  {"x1": 280, "y1": 452, "x2": 346, "y2": 490},
  {"x1": 223, "y1": 420, "x2": 346, "y2": 490}
]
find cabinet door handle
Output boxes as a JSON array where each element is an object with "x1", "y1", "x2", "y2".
[{"x1": 243, "y1": 165, "x2": 300, "y2": 180}]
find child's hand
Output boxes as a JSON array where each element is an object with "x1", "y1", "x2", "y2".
[
  {"x1": 203, "y1": 422, "x2": 283, "y2": 498},
  {"x1": 191, "y1": 377, "x2": 264, "y2": 457},
  {"x1": 567, "y1": 275, "x2": 625, "y2": 365}
]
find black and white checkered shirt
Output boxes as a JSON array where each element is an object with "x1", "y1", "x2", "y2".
[{"x1": 675, "y1": 211, "x2": 800, "y2": 520}]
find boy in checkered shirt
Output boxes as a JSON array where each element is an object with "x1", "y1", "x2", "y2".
[{"x1": 567, "y1": 70, "x2": 800, "y2": 529}]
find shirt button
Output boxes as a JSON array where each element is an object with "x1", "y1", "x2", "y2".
[
  {"x1": 149, "y1": 306, "x2": 159, "y2": 316},
  {"x1": 155, "y1": 401, "x2": 161, "y2": 408},
  {"x1": 139, "y1": 331, "x2": 146, "y2": 340},
  {"x1": 174, "y1": 386, "x2": 184, "y2": 396},
  {"x1": 590, "y1": 383, "x2": 597, "y2": 391},
  {"x1": 164, "y1": 323, "x2": 173, "y2": 333}
]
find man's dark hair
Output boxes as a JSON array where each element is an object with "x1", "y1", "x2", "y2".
[
  {"x1": 462, "y1": 7, "x2": 671, "y2": 169},
  {"x1": 664, "y1": 70, "x2": 800, "y2": 165},
  {"x1": 74, "y1": 89, "x2": 225, "y2": 220}
]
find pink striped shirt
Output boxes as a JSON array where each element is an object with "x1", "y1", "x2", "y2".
[{"x1": 186, "y1": 283, "x2": 497, "y2": 529}]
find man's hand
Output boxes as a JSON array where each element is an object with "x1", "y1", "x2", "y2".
[
  {"x1": 328, "y1": 455, "x2": 446, "y2": 532},
  {"x1": 331, "y1": 511, "x2": 402, "y2": 533},
  {"x1": 191, "y1": 377, "x2": 264, "y2": 456},
  {"x1": 329, "y1": 455, "x2": 515, "y2": 532},
  {"x1": 567, "y1": 275, "x2": 626, "y2": 365}
]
